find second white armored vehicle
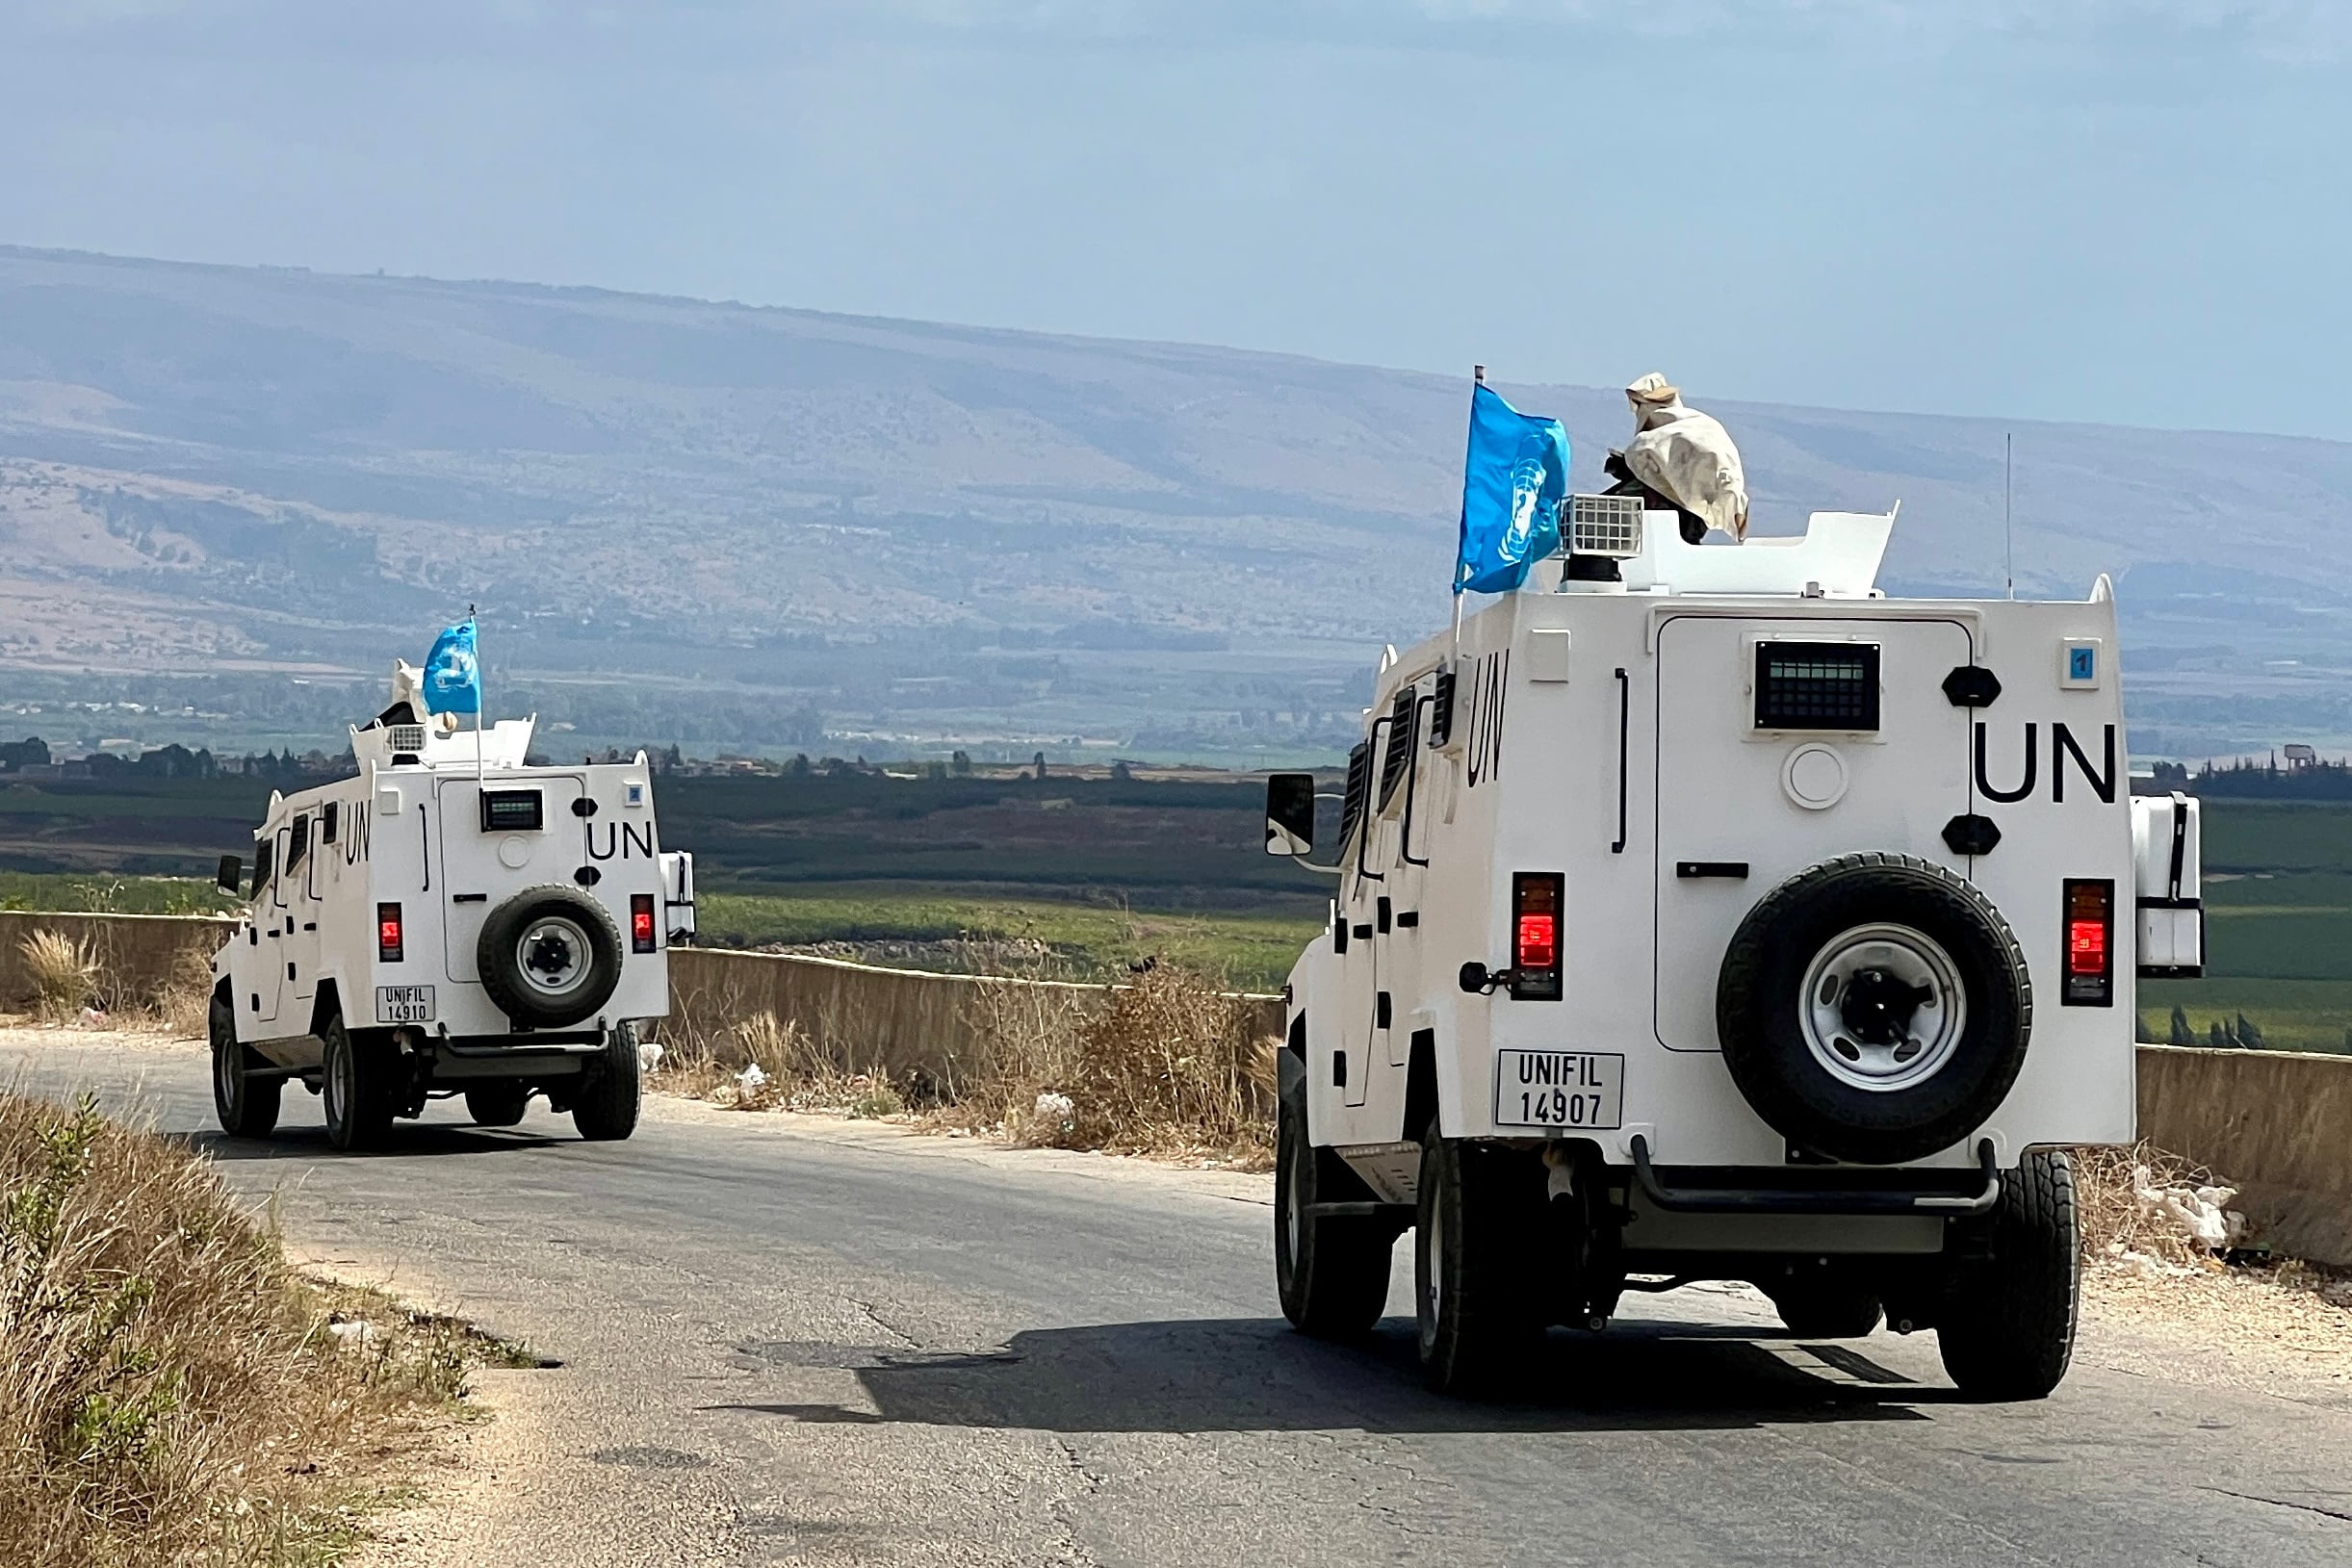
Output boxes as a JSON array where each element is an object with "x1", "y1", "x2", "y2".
[
  {"x1": 1264, "y1": 498, "x2": 2201, "y2": 1400},
  {"x1": 209, "y1": 680, "x2": 694, "y2": 1149}
]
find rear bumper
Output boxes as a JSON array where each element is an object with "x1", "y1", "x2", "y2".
[
  {"x1": 1629, "y1": 1135, "x2": 2002, "y2": 1217},
  {"x1": 398, "y1": 1027, "x2": 609, "y2": 1080}
]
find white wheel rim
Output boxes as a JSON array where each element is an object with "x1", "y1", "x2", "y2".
[
  {"x1": 1798, "y1": 923, "x2": 1968, "y2": 1093},
  {"x1": 515, "y1": 915, "x2": 591, "y2": 996}
]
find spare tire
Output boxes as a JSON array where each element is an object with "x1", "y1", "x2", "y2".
[
  {"x1": 1716, "y1": 853, "x2": 2030, "y2": 1165},
  {"x1": 478, "y1": 885, "x2": 623, "y2": 1028}
]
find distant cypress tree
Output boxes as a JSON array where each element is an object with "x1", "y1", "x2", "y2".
[
  {"x1": 2237, "y1": 1013, "x2": 2265, "y2": 1049},
  {"x1": 2168, "y1": 1005, "x2": 2195, "y2": 1046}
]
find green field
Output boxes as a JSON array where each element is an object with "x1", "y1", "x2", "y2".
[
  {"x1": 0, "y1": 870, "x2": 1319, "y2": 990},
  {"x1": 2134, "y1": 801, "x2": 2352, "y2": 1051},
  {"x1": 697, "y1": 883, "x2": 1318, "y2": 988},
  {"x1": 2140, "y1": 977, "x2": 2352, "y2": 1054},
  {"x1": 0, "y1": 870, "x2": 238, "y2": 917}
]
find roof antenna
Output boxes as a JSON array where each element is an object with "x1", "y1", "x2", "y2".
[
  {"x1": 2003, "y1": 432, "x2": 2015, "y2": 602},
  {"x1": 1473, "y1": 364, "x2": 1486, "y2": 385}
]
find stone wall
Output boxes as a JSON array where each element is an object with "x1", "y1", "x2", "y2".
[{"x1": 2137, "y1": 1044, "x2": 2352, "y2": 1267}]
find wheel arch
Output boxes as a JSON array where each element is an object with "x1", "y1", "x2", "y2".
[
  {"x1": 306, "y1": 977, "x2": 345, "y2": 1040},
  {"x1": 1403, "y1": 1027, "x2": 1438, "y2": 1144}
]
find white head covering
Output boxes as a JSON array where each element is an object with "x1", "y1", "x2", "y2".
[{"x1": 1622, "y1": 373, "x2": 1750, "y2": 540}]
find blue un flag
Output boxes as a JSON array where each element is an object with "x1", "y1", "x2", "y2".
[
  {"x1": 423, "y1": 617, "x2": 481, "y2": 716},
  {"x1": 1455, "y1": 382, "x2": 1570, "y2": 596}
]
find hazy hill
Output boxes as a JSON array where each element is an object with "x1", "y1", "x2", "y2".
[{"x1": 2, "y1": 244, "x2": 2346, "y2": 761}]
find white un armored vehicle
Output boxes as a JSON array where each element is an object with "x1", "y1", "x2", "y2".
[
  {"x1": 1263, "y1": 496, "x2": 2202, "y2": 1401},
  {"x1": 208, "y1": 673, "x2": 694, "y2": 1149}
]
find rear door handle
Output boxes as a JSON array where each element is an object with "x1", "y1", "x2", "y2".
[{"x1": 1676, "y1": 861, "x2": 1749, "y2": 879}]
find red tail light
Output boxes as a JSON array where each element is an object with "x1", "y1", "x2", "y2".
[
  {"x1": 1510, "y1": 873, "x2": 1564, "y2": 1000},
  {"x1": 630, "y1": 893, "x2": 657, "y2": 954},
  {"x1": 2061, "y1": 880, "x2": 2112, "y2": 1006},
  {"x1": 376, "y1": 902, "x2": 403, "y2": 964},
  {"x1": 2067, "y1": 920, "x2": 2106, "y2": 975},
  {"x1": 1516, "y1": 913, "x2": 1558, "y2": 970}
]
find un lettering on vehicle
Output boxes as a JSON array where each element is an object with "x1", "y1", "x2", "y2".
[{"x1": 1493, "y1": 1050, "x2": 1625, "y2": 1130}]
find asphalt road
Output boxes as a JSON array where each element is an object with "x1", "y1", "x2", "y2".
[{"x1": 7, "y1": 1033, "x2": 2350, "y2": 1568}]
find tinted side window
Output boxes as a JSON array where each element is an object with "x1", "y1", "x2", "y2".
[
  {"x1": 288, "y1": 814, "x2": 311, "y2": 869},
  {"x1": 1378, "y1": 686, "x2": 1418, "y2": 810},
  {"x1": 1337, "y1": 741, "x2": 1373, "y2": 851},
  {"x1": 248, "y1": 837, "x2": 275, "y2": 900}
]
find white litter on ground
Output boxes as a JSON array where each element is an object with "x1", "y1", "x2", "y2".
[
  {"x1": 1034, "y1": 1092, "x2": 1076, "y2": 1135},
  {"x1": 638, "y1": 1038, "x2": 665, "y2": 1074},
  {"x1": 2133, "y1": 1164, "x2": 2247, "y2": 1251},
  {"x1": 326, "y1": 1319, "x2": 378, "y2": 1346},
  {"x1": 737, "y1": 1063, "x2": 767, "y2": 1092}
]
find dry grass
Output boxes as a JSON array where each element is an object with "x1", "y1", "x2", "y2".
[
  {"x1": 653, "y1": 1008, "x2": 906, "y2": 1119},
  {"x1": 11, "y1": 926, "x2": 220, "y2": 1037},
  {"x1": 650, "y1": 963, "x2": 1279, "y2": 1164},
  {"x1": 2073, "y1": 1140, "x2": 2240, "y2": 1269},
  {"x1": 0, "y1": 1090, "x2": 503, "y2": 1568},
  {"x1": 20, "y1": 931, "x2": 99, "y2": 1025},
  {"x1": 935, "y1": 964, "x2": 1279, "y2": 1165},
  {"x1": 148, "y1": 946, "x2": 216, "y2": 1041},
  {"x1": 2073, "y1": 1139, "x2": 2352, "y2": 1326}
]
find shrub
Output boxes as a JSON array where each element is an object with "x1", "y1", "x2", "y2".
[
  {"x1": 952, "y1": 964, "x2": 1278, "y2": 1162},
  {"x1": 0, "y1": 1091, "x2": 488, "y2": 1567},
  {"x1": 19, "y1": 931, "x2": 97, "y2": 1024}
]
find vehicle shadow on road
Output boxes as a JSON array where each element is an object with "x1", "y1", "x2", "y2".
[
  {"x1": 182, "y1": 1123, "x2": 574, "y2": 1161},
  {"x1": 711, "y1": 1315, "x2": 1962, "y2": 1436}
]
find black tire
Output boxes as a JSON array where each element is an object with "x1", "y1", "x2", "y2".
[
  {"x1": 465, "y1": 1083, "x2": 532, "y2": 1127},
  {"x1": 210, "y1": 990, "x2": 281, "y2": 1139},
  {"x1": 1717, "y1": 853, "x2": 2031, "y2": 1166},
  {"x1": 1414, "y1": 1119, "x2": 1547, "y2": 1397},
  {"x1": 1275, "y1": 1084, "x2": 1394, "y2": 1337},
  {"x1": 478, "y1": 886, "x2": 624, "y2": 1029},
  {"x1": 1769, "y1": 1280, "x2": 1885, "y2": 1339},
  {"x1": 322, "y1": 1012, "x2": 398, "y2": 1152},
  {"x1": 1939, "y1": 1149, "x2": 2080, "y2": 1401},
  {"x1": 572, "y1": 1022, "x2": 641, "y2": 1142}
]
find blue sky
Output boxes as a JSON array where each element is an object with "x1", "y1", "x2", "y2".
[{"x1": 5, "y1": 2, "x2": 2349, "y2": 438}]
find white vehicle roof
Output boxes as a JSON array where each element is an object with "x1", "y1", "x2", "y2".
[{"x1": 350, "y1": 715, "x2": 537, "y2": 772}]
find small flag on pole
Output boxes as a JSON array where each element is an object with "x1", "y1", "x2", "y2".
[
  {"x1": 422, "y1": 617, "x2": 481, "y2": 716},
  {"x1": 1455, "y1": 382, "x2": 1570, "y2": 596}
]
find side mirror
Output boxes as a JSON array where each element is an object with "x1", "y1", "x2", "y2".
[
  {"x1": 1264, "y1": 772, "x2": 1316, "y2": 856},
  {"x1": 216, "y1": 854, "x2": 244, "y2": 894}
]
